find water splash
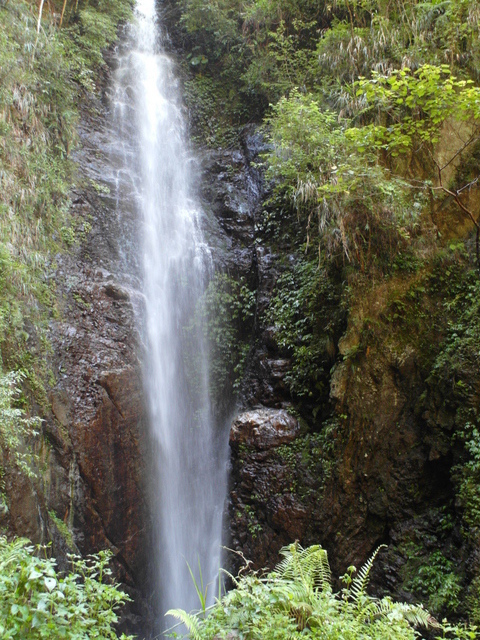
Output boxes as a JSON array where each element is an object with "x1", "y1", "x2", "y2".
[{"x1": 111, "y1": 0, "x2": 228, "y2": 625}]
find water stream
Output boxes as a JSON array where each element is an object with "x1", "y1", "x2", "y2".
[{"x1": 111, "y1": 0, "x2": 228, "y2": 626}]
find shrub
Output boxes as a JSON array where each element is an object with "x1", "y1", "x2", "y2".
[
  {"x1": 165, "y1": 542, "x2": 466, "y2": 640},
  {"x1": 0, "y1": 536, "x2": 133, "y2": 639}
]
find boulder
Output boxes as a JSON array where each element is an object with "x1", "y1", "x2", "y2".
[{"x1": 230, "y1": 408, "x2": 299, "y2": 451}]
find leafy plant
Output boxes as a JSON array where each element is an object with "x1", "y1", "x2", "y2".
[
  {"x1": 0, "y1": 370, "x2": 41, "y2": 506},
  {"x1": 166, "y1": 542, "x2": 446, "y2": 639},
  {"x1": 405, "y1": 551, "x2": 462, "y2": 615},
  {"x1": 264, "y1": 90, "x2": 423, "y2": 268},
  {"x1": 0, "y1": 536, "x2": 133, "y2": 639},
  {"x1": 267, "y1": 257, "x2": 343, "y2": 408}
]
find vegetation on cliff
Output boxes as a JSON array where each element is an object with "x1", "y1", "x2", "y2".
[
  {"x1": 0, "y1": 0, "x2": 135, "y2": 634},
  {"x1": 0, "y1": 0, "x2": 132, "y2": 516},
  {"x1": 2, "y1": 0, "x2": 480, "y2": 632},
  {"x1": 170, "y1": 0, "x2": 480, "y2": 624}
]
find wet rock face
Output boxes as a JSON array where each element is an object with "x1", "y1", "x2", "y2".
[
  {"x1": 230, "y1": 408, "x2": 300, "y2": 450},
  {"x1": 216, "y1": 129, "x2": 458, "y2": 589},
  {"x1": 227, "y1": 278, "x2": 457, "y2": 587},
  {"x1": 49, "y1": 312, "x2": 147, "y2": 582},
  {"x1": 198, "y1": 127, "x2": 263, "y2": 280},
  {"x1": 0, "y1": 78, "x2": 150, "y2": 633},
  {"x1": 46, "y1": 86, "x2": 148, "y2": 584},
  {"x1": 44, "y1": 91, "x2": 152, "y2": 629},
  {"x1": 228, "y1": 407, "x2": 322, "y2": 571}
]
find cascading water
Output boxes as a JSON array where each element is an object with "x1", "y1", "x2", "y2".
[{"x1": 111, "y1": 0, "x2": 228, "y2": 626}]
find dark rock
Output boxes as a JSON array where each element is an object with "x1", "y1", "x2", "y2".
[{"x1": 104, "y1": 282, "x2": 131, "y2": 301}]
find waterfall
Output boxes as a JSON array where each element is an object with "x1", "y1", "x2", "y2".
[{"x1": 111, "y1": 0, "x2": 228, "y2": 625}]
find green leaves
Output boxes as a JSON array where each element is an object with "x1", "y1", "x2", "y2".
[
  {"x1": 264, "y1": 90, "x2": 421, "y2": 267},
  {"x1": 353, "y1": 65, "x2": 480, "y2": 155},
  {"x1": 0, "y1": 538, "x2": 133, "y2": 639},
  {"x1": 0, "y1": 370, "x2": 41, "y2": 490},
  {"x1": 166, "y1": 542, "x2": 458, "y2": 639}
]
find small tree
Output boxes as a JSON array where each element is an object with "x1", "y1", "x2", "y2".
[{"x1": 351, "y1": 64, "x2": 480, "y2": 267}]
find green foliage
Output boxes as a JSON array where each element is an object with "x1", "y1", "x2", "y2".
[
  {"x1": 408, "y1": 551, "x2": 462, "y2": 615},
  {"x1": 0, "y1": 0, "x2": 132, "y2": 340},
  {"x1": 276, "y1": 427, "x2": 335, "y2": 482},
  {"x1": 424, "y1": 270, "x2": 480, "y2": 537},
  {"x1": 400, "y1": 542, "x2": 462, "y2": 616},
  {"x1": 240, "y1": 19, "x2": 319, "y2": 104},
  {"x1": 178, "y1": 0, "x2": 322, "y2": 118},
  {"x1": 0, "y1": 536, "x2": 132, "y2": 639},
  {"x1": 429, "y1": 272, "x2": 480, "y2": 400},
  {"x1": 178, "y1": 0, "x2": 480, "y2": 268},
  {"x1": 166, "y1": 542, "x2": 448, "y2": 639},
  {"x1": 467, "y1": 577, "x2": 480, "y2": 627},
  {"x1": 0, "y1": 0, "x2": 131, "y2": 490},
  {"x1": 187, "y1": 272, "x2": 255, "y2": 413},
  {"x1": 315, "y1": 0, "x2": 480, "y2": 92},
  {"x1": 264, "y1": 90, "x2": 424, "y2": 267},
  {"x1": 352, "y1": 65, "x2": 480, "y2": 155},
  {"x1": 268, "y1": 257, "x2": 343, "y2": 407},
  {"x1": 0, "y1": 371, "x2": 41, "y2": 506}
]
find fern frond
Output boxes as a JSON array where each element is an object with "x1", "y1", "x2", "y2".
[
  {"x1": 350, "y1": 545, "x2": 387, "y2": 607},
  {"x1": 276, "y1": 542, "x2": 302, "y2": 578},
  {"x1": 276, "y1": 542, "x2": 331, "y2": 593},
  {"x1": 364, "y1": 597, "x2": 435, "y2": 629},
  {"x1": 290, "y1": 601, "x2": 313, "y2": 631},
  {"x1": 273, "y1": 579, "x2": 312, "y2": 605},
  {"x1": 165, "y1": 608, "x2": 201, "y2": 640},
  {"x1": 315, "y1": 547, "x2": 332, "y2": 592},
  {"x1": 394, "y1": 602, "x2": 439, "y2": 629}
]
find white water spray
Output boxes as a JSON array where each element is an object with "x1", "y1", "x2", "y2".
[{"x1": 111, "y1": 0, "x2": 228, "y2": 624}]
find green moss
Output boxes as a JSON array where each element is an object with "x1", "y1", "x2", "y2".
[
  {"x1": 183, "y1": 76, "x2": 243, "y2": 148},
  {"x1": 48, "y1": 509, "x2": 75, "y2": 550},
  {"x1": 185, "y1": 272, "x2": 255, "y2": 417}
]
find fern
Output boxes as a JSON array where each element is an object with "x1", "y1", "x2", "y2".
[
  {"x1": 165, "y1": 608, "x2": 202, "y2": 640},
  {"x1": 165, "y1": 542, "x2": 468, "y2": 639},
  {"x1": 366, "y1": 597, "x2": 434, "y2": 628},
  {"x1": 349, "y1": 544, "x2": 387, "y2": 609},
  {"x1": 395, "y1": 602, "x2": 438, "y2": 629},
  {"x1": 275, "y1": 542, "x2": 331, "y2": 593}
]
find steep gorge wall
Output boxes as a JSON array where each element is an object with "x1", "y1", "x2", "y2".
[
  {"x1": 0, "y1": 36, "x2": 151, "y2": 629},
  {"x1": 189, "y1": 93, "x2": 479, "y2": 616},
  {"x1": 2, "y1": 0, "x2": 480, "y2": 629}
]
